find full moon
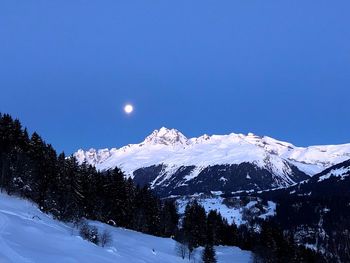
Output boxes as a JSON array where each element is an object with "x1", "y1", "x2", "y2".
[{"x1": 124, "y1": 104, "x2": 134, "y2": 114}]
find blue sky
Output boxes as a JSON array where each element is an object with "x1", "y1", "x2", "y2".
[{"x1": 1, "y1": 1, "x2": 349, "y2": 154}]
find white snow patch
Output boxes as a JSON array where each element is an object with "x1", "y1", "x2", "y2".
[
  {"x1": 259, "y1": 201, "x2": 276, "y2": 219},
  {"x1": 219, "y1": 177, "x2": 228, "y2": 182},
  {"x1": 183, "y1": 166, "x2": 204, "y2": 182},
  {"x1": 210, "y1": 191, "x2": 223, "y2": 196}
]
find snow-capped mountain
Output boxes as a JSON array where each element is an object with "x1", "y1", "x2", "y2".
[{"x1": 74, "y1": 127, "x2": 350, "y2": 197}]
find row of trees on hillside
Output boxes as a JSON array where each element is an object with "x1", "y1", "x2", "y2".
[
  {"x1": 176, "y1": 201, "x2": 236, "y2": 261},
  {"x1": 177, "y1": 200, "x2": 325, "y2": 263},
  {"x1": 0, "y1": 113, "x2": 178, "y2": 237}
]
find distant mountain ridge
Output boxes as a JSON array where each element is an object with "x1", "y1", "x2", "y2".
[{"x1": 74, "y1": 127, "x2": 350, "y2": 197}]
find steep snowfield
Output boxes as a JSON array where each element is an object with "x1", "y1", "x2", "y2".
[
  {"x1": 0, "y1": 193, "x2": 253, "y2": 263},
  {"x1": 75, "y1": 127, "x2": 350, "y2": 178}
]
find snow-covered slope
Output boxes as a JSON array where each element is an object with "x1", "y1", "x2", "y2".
[
  {"x1": 176, "y1": 195, "x2": 276, "y2": 226},
  {"x1": 74, "y1": 128, "x2": 350, "y2": 196},
  {"x1": 309, "y1": 159, "x2": 350, "y2": 185},
  {"x1": 317, "y1": 164, "x2": 350, "y2": 182},
  {"x1": 0, "y1": 193, "x2": 252, "y2": 263}
]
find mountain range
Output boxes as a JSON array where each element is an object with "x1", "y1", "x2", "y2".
[{"x1": 75, "y1": 127, "x2": 350, "y2": 197}]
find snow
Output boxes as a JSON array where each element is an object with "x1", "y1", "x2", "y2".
[
  {"x1": 317, "y1": 166, "x2": 350, "y2": 182},
  {"x1": 176, "y1": 197, "x2": 276, "y2": 226},
  {"x1": 183, "y1": 167, "x2": 204, "y2": 182},
  {"x1": 304, "y1": 243, "x2": 317, "y2": 251},
  {"x1": 259, "y1": 201, "x2": 276, "y2": 219},
  {"x1": 0, "y1": 193, "x2": 253, "y2": 263},
  {"x1": 75, "y1": 128, "x2": 350, "y2": 183},
  {"x1": 177, "y1": 197, "x2": 245, "y2": 225},
  {"x1": 219, "y1": 177, "x2": 228, "y2": 182},
  {"x1": 245, "y1": 201, "x2": 258, "y2": 209},
  {"x1": 210, "y1": 191, "x2": 224, "y2": 196}
]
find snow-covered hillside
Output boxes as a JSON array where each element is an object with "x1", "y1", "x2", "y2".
[
  {"x1": 317, "y1": 165, "x2": 350, "y2": 182},
  {"x1": 0, "y1": 193, "x2": 252, "y2": 263},
  {"x1": 176, "y1": 195, "x2": 276, "y2": 226},
  {"x1": 74, "y1": 128, "x2": 350, "y2": 196}
]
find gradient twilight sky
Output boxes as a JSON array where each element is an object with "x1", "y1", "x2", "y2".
[{"x1": 1, "y1": 1, "x2": 349, "y2": 154}]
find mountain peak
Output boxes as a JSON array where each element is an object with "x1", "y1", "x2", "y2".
[{"x1": 143, "y1": 127, "x2": 189, "y2": 146}]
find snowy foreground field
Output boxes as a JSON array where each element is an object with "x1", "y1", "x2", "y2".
[{"x1": 0, "y1": 193, "x2": 252, "y2": 263}]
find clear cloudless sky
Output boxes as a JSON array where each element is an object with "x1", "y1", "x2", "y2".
[{"x1": 1, "y1": 0, "x2": 350, "y2": 154}]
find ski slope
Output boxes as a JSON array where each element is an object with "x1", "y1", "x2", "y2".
[{"x1": 0, "y1": 193, "x2": 253, "y2": 263}]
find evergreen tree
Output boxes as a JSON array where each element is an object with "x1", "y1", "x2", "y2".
[
  {"x1": 202, "y1": 244, "x2": 217, "y2": 263},
  {"x1": 206, "y1": 210, "x2": 227, "y2": 245},
  {"x1": 53, "y1": 152, "x2": 70, "y2": 219},
  {"x1": 0, "y1": 114, "x2": 15, "y2": 192},
  {"x1": 110, "y1": 167, "x2": 130, "y2": 227},
  {"x1": 160, "y1": 200, "x2": 179, "y2": 237},
  {"x1": 182, "y1": 201, "x2": 207, "y2": 251},
  {"x1": 62, "y1": 156, "x2": 82, "y2": 222},
  {"x1": 124, "y1": 177, "x2": 136, "y2": 228}
]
